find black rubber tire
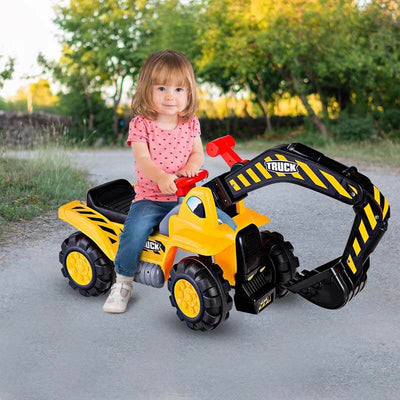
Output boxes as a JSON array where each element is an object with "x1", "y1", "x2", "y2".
[
  {"x1": 261, "y1": 230, "x2": 299, "y2": 298},
  {"x1": 59, "y1": 232, "x2": 114, "y2": 297},
  {"x1": 168, "y1": 257, "x2": 233, "y2": 331}
]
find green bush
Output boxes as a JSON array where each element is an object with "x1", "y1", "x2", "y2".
[
  {"x1": 58, "y1": 91, "x2": 114, "y2": 145},
  {"x1": 295, "y1": 129, "x2": 332, "y2": 147},
  {"x1": 199, "y1": 116, "x2": 306, "y2": 141},
  {"x1": 376, "y1": 109, "x2": 400, "y2": 132},
  {"x1": 332, "y1": 113, "x2": 377, "y2": 141}
]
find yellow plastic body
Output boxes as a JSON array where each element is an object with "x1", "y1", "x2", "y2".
[
  {"x1": 58, "y1": 200, "x2": 124, "y2": 261},
  {"x1": 58, "y1": 186, "x2": 270, "y2": 286}
]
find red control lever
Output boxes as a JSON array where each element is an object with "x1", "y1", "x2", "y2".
[
  {"x1": 206, "y1": 135, "x2": 247, "y2": 168},
  {"x1": 175, "y1": 169, "x2": 209, "y2": 197}
]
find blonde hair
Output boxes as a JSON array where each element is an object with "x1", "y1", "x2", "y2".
[{"x1": 131, "y1": 50, "x2": 198, "y2": 123}]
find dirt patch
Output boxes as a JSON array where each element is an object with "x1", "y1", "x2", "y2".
[{"x1": 0, "y1": 209, "x2": 73, "y2": 249}]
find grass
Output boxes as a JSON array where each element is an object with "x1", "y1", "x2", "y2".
[{"x1": 0, "y1": 148, "x2": 91, "y2": 241}]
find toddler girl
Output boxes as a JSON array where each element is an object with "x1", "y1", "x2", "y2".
[{"x1": 103, "y1": 50, "x2": 204, "y2": 313}]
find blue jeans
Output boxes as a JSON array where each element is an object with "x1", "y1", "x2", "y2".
[{"x1": 114, "y1": 200, "x2": 179, "y2": 277}]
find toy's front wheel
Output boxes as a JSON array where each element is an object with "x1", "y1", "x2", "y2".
[
  {"x1": 168, "y1": 257, "x2": 232, "y2": 331},
  {"x1": 59, "y1": 232, "x2": 114, "y2": 296}
]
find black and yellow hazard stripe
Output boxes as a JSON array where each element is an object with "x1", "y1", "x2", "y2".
[
  {"x1": 295, "y1": 160, "x2": 327, "y2": 189},
  {"x1": 344, "y1": 187, "x2": 390, "y2": 275},
  {"x1": 373, "y1": 185, "x2": 390, "y2": 220},
  {"x1": 72, "y1": 205, "x2": 122, "y2": 245},
  {"x1": 227, "y1": 152, "x2": 358, "y2": 203},
  {"x1": 59, "y1": 200, "x2": 124, "y2": 261},
  {"x1": 345, "y1": 213, "x2": 375, "y2": 274}
]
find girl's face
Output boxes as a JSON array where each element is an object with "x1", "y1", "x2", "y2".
[{"x1": 152, "y1": 83, "x2": 188, "y2": 118}]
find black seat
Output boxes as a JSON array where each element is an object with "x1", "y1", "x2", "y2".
[{"x1": 86, "y1": 179, "x2": 135, "y2": 224}]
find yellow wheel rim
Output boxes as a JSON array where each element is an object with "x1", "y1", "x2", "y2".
[
  {"x1": 66, "y1": 251, "x2": 93, "y2": 286},
  {"x1": 173, "y1": 279, "x2": 201, "y2": 318}
]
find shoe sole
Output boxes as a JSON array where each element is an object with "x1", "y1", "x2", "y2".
[
  {"x1": 103, "y1": 306, "x2": 127, "y2": 313},
  {"x1": 102, "y1": 293, "x2": 132, "y2": 314}
]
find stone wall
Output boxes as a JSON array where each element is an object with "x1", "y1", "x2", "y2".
[{"x1": 0, "y1": 111, "x2": 73, "y2": 147}]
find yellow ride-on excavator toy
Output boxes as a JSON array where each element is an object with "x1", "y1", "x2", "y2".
[{"x1": 58, "y1": 136, "x2": 390, "y2": 331}]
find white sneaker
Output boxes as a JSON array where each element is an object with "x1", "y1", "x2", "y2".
[{"x1": 103, "y1": 282, "x2": 133, "y2": 313}]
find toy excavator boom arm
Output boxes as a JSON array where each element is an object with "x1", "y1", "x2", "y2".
[{"x1": 207, "y1": 139, "x2": 390, "y2": 310}]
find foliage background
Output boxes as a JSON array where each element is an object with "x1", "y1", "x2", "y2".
[{"x1": 1, "y1": 0, "x2": 399, "y2": 145}]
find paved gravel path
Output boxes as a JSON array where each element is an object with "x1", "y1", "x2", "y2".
[{"x1": 1, "y1": 148, "x2": 399, "y2": 400}]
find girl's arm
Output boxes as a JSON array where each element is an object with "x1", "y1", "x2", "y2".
[
  {"x1": 132, "y1": 142, "x2": 177, "y2": 194},
  {"x1": 176, "y1": 136, "x2": 205, "y2": 178}
]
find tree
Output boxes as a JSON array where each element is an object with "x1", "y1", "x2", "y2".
[
  {"x1": 142, "y1": 0, "x2": 201, "y2": 60},
  {"x1": 38, "y1": 48, "x2": 102, "y2": 130},
  {"x1": 362, "y1": 0, "x2": 400, "y2": 109},
  {"x1": 53, "y1": 0, "x2": 152, "y2": 136},
  {"x1": 38, "y1": 50, "x2": 114, "y2": 139},
  {"x1": 198, "y1": 0, "x2": 334, "y2": 136},
  {"x1": 12, "y1": 79, "x2": 58, "y2": 113},
  {"x1": 252, "y1": 0, "x2": 374, "y2": 138},
  {"x1": 198, "y1": 0, "x2": 388, "y2": 138},
  {"x1": 31, "y1": 79, "x2": 58, "y2": 107},
  {"x1": 197, "y1": 0, "x2": 281, "y2": 132},
  {"x1": 0, "y1": 55, "x2": 15, "y2": 90}
]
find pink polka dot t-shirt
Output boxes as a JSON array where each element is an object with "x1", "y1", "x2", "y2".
[{"x1": 126, "y1": 115, "x2": 201, "y2": 202}]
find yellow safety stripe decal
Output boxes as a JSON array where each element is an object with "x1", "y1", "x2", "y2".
[
  {"x1": 373, "y1": 185, "x2": 389, "y2": 220},
  {"x1": 296, "y1": 160, "x2": 327, "y2": 189},
  {"x1": 265, "y1": 156, "x2": 284, "y2": 177},
  {"x1": 353, "y1": 238, "x2": 361, "y2": 256},
  {"x1": 349, "y1": 185, "x2": 358, "y2": 195},
  {"x1": 347, "y1": 255, "x2": 357, "y2": 274},
  {"x1": 382, "y1": 198, "x2": 389, "y2": 219},
  {"x1": 359, "y1": 220, "x2": 369, "y2": 243},
  {"x1": 364, "y1": 204, "x2": 377, "y2": 230},
  {"x1": 319, "y1": 170, "x2": 352, "y2": 199},
  {"x1": 276, "y1": 154, "x2": 304, "y2": 180},
  {"x1": 229, "y1": 179, "x2": 240, "y2": 191},
  {"x1": 238, "y1": 174, "x2": 251, "y2": 187},
  {"x1": 75, "y1": 208, "x2": 120, "y2": 242},
  {"x1": 255, "y1": 162, "x2": 272, "y2": 179},
  {"x1": 373, "y1": 186, "x2": 380, "y2": 204},
  {"x1": 246, "y1": 168, "x2": 261, "y2": 183}
]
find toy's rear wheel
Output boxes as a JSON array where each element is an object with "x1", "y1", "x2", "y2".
[
  {"x1": 168, "y1": 257, "x2": 232, "y2": 331},
  {"x1": 59, "y1": 232, "x2": 114, "y2": 296},
  {"x1": 261, "y1": 231, "x2": 299, "y2": 298}
]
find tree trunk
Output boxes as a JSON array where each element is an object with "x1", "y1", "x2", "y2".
[
  {"x1": 256, "y1": 98, "x2": 273, "y2": 133},
  {"x1": 309, "y1": 72, "x2": 329, "y2": 120},
  {"x1": 290, "y1": 72, "x2": 332, "y2": 138},
  {"x1": 255, "y1": 73, "x2": 273, "y2": 133},
  {"x1": 338, "y1": 88, "x2": 351, "y2": 111}
]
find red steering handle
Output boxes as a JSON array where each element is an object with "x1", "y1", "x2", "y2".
[
  {"x1": 175, "y1": 169, "x2": 209, "y2": 197},
  {"x1": 206, "y1": 135, "x2": 247, "y2": 167}
]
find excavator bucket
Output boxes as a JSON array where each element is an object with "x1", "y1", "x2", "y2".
[
  {"x1": 206, "y1": 138, "x2": 390, "y2": 310},
  {"x1": 283, "y1": 257, "x2": 369, "y2": 309}
]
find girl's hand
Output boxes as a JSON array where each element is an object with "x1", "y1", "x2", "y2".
[
  {"x1": 157, "y1": 173, "x2": 178, "y2": 195},
  {"x1": 175, "y1": 165, "x2": 199, "y2": 178}
]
